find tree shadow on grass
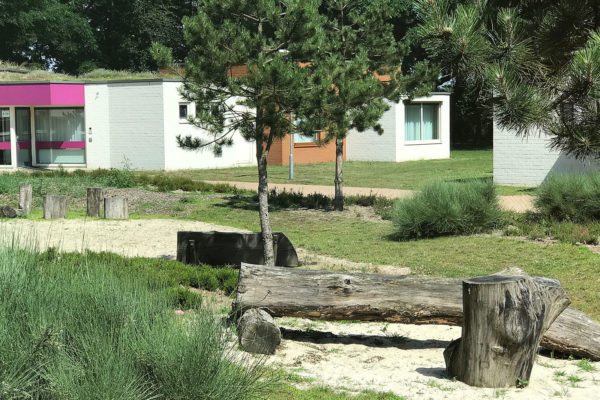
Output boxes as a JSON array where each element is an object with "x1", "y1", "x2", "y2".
[{"x1": 280, "y1": 327, "x2": 451, "y2": 350}]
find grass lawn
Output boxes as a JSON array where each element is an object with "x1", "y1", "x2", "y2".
[
  {"x1": 176, "y1": 196, "x2": 600, "y2": 320},
  {"x1": 147, "y1": 149, "x2": 532, "y2": 195}
]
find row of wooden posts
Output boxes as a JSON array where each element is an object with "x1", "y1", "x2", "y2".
[{"x1": 18, "y1": 184, "x2": 129, "y2": 220}]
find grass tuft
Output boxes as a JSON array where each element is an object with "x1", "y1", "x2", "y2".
[{"x1": 535, "y1": 173, "x2": 600, "y2": 223}]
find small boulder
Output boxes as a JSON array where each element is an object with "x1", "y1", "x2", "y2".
[{"x1": 0, "y1": 205, "x2": 17, "y2": 218}]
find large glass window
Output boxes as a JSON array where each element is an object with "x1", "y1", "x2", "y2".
[
  {"x1": 405, "y1": 103, "x2": 439, "y2": 142},
  {"x1": 35, "y1": 108, "x2": 85, "y2": 164},
  {"x1": 0, "y1": 108, "x2": 10, "y2": 165}
]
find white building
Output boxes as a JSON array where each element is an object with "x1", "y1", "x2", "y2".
[
  {"x1": 493, "y1": 121, "x2": 600, "y2": 187},
  {"x1": 346, "y1": 93, "x2": 451, "y2": 162}
]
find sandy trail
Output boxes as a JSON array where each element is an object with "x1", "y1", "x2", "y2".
[{"x1": 1, "y1": 218, "x2": 598, "y2": 399}]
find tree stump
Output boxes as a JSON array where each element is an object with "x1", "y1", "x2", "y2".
[
  {"x1": 444, "y1": 274, "x2": 570, "y2": 388},
  {"x1": 104, "y1": 197, "x2": 128, "y2": 220},
  {"x1": 43, "y1": 195, "x2": 67, "y2": 219},
  {"x1": 237, "y1": 308, "x2": 281, "y2": 355},
  {"x1": 87, "y1": 187, "x2": 103, "y2": 217},
  {"x1": 18, "y1": 184, "x2": 32, "y2": 214}
]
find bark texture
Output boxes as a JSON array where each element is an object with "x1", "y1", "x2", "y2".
[
  {"x1": 444, "y1": 275, "x2": 569, "y2": 387},
  {"x1": 256, "y1": 136, "x2": 275, "y2": 267},
  {"x1": 237, "y1": 308, "x2": 281, "y2": 355},
  {"x1": 234, "y1": 263, "x2": 600, "y2": 360},
  {"x1": 86, "y1": 187, "x2": 103, "y2": 217},
  {"x1": 0, "y1": 205, "x2": 17, "y2": 218},
  {"x1": 18, "y1": 184, "x2": 32, "y2": 215},
  {"x1": 104, "y1": 197, "x2": 128, "y2": 219},
  {"x1": 334, "y1": 138, "x2": 344, "y2": 211},
  {"x1": 43, "y1": 195, "x2": 67, "y2": 219}
]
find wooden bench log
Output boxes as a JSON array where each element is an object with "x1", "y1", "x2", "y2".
[
  {"x1": 233, "y1": 263, "x2": 600, "y2": 361},
  {"x1": 43, "y1": 195, "x2": 67, "y2": 219},
  {"x1": 444, "y1": 275, "x2": 569, "y2": 387},
  {"x1": 87, "y1": 187, "x2": 103, "y2": 217},
  {"x1": 19, "y1": 184, "x2": 32, "y2": 214}
]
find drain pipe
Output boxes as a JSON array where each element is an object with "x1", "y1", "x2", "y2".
[{"x1": 289, "y1": 111, "x2": 294, "y2": 180}]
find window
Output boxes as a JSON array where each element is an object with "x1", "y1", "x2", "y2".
[
  {"x1": 293, "y1": 115, "x2": 319, "y2": 144},
  {"x1": 35, "y1": 108, "x2": 85, "y2": 164},
  {"x1": 405, "y1": 103, "x2": 439, "y2": 142},
  {"x1": 0, "y1": 108, "x2": 10, "y2": 165},
  {"x1": 179, "y1": 104, "x2": 189, "y2": 120}
]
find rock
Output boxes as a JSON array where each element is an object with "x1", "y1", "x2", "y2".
[
  {"x1": 0, "y1": 205, "x2": 17, "y2": 218},
  {"x1": 237, "y1": 308, "x2": 281, "y2": 355}
]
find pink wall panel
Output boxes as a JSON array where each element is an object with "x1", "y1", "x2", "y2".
[{"x1": 0, "y1": 84, "x2": 84, "y2": 106}]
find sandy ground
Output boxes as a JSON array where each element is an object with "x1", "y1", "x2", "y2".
[{"x1": 1, "y1": 217, "x2": 598, "y2": 399}]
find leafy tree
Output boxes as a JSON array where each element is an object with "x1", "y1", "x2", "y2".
[
  {"x1": 416, "y1": 0, "x2": 600, "y2": 159},
  {"x1": 178, "y1": 0, "x2": 324, "y2": 266},
  {"x1": 297, "y1": 0, "x2": 436, "y2": 210}
]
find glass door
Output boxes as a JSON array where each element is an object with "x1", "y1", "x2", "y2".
[
  {"x1": 0, "y1": 108, "x2": 10, "y2": 165},
  {"x1": 15, "y1": 108, "x2": 32, "y2": 167}
]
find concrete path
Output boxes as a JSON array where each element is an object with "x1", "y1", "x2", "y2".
[{"x1": 207, "y1": 180, "x2": 535, "y2": 213}]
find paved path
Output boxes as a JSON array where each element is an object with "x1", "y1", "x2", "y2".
[{"x1": 207, "y1": 180, "x2": 535, "y2": 213}]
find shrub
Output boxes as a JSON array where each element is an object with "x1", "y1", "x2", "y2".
[
  {"x1": 392, "y1": 180, "x2": 504, "y2": 240},
  {"x1": 535, "y1": 173, "x2": 600, "y2": 223},
  {"x1": 0, "y1": 244, "x2": 265, "y2": 399}
]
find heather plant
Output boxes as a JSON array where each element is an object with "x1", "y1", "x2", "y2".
[{"x1": 0, "y1": 241, "x2": 264, "y2": 399}]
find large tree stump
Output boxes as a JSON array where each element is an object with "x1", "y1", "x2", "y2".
[
  {"x1": 104, "y1": 197, "x2": 128, "y2": 220},
  {"x1": 18, "y1": 184, "x2": 32, "y2": 214},
  {"x1": 43, "y1": 195, "x2": 67, "y2": 219},
  {"x1": 86, "y1": 187, "x2": 103, "y2": 217},
  {"x1": 237, "y1": 308, "x2": 281, "y2": 355},
  {"x1": 444, "y1": 274, "x2": 570, "y2": 388}
]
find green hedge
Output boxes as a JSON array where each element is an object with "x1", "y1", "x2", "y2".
[
  {"x1": 392, "y1": 180, "x2": 504, "y2": 240},
  {"x1": 535, "y1": 173, "x2": 600, "y2": 223}
]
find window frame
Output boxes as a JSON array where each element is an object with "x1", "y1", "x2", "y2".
[
  {"x1": 292, "y1": 114, "x2": 321, "y2": 148},
  {"x1": 33, "y1": 106, "x2": 87, "y2": 167},
  {"x1": 404, "y1": 101, "x2": 442, "y2": 145},
  {"x1": 179, "y1": 103, "x2": 189, "y2": 123}
]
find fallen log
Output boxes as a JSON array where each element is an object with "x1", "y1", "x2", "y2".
[{"x1": 233, "y1": 263, "x2": 600, "y2": 361}]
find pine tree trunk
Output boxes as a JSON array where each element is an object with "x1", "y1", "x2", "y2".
[
  {"x1": 256, "y1": 137, "x2": 275, "y2": 267},
  {"x1": 334, "y1": 137, "x2": 344, "y2": 211}
]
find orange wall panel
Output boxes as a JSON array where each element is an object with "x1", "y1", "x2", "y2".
[{"x1": 267, "y1": 135, "x2": 346, "y2": 166}]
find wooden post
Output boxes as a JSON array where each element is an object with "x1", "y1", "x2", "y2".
[
  {"x1": 18, "y1": 184, "x2": 32, "y2": 214},
  {"x1": 86, "y1": 187, "x2": 103, "y2": 217},
  {"x1": 43, "y1": 195, "x2": 67, "y2": 219},
  {"x1": 104, "y1": 197, "x2": 128, "y2": 220},
  {"x1": 444, "y1": 274, "x2": 570, "y2": 388},
  {"x1": 237, "y1": 308, "x2": 281, "y2": 355}
]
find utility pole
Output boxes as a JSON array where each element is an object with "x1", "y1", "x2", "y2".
[{"x1": 289, "y1": 111, "x2": 294, "y2": 180}]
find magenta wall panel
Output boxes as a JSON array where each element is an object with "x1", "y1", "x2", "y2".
[{"x1": 0, "y1": 84, "x2": 85, "y2": 106}]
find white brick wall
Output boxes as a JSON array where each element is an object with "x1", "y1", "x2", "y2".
[
  {"x1": 107, "y1": 82, "x2": 166, "y2": 170},
  {"x1": 346, "y1": 102, "x2": 397, "y2": 161},
  {"x1": 493, "y1": 122, "x2": 600, "y2": 187}
]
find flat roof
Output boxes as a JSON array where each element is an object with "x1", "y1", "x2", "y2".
[{"x1": 0, "y1": 78, "x2": 182, "y2": 85}]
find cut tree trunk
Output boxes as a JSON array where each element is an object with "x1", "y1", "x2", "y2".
[
  {"x1": 87, "y1": 187, "x2": 103, "y2": 217},
  {"x1": 256, "y1": 136, "x2": 274, "y2": 267},
  {"x1": 233, "y1": 263, "x2": 600, "y2": 360},
  {"x1": 444, "y1": 275, "x2": 569, "y2": 387},
  {"x1": 104, "y1": 197, "x2": 128, "y2": 219},
  {"x1": 18, "y1": 184, "x2": 32, "y2": 214},
  {"x1": 237, "y1": 308, "x2": 281, "y2": 355},
  {"x1": 334, "y1": 137, "x2": 344, "y2": 211},
  {"x1": 43, "y1": 195, "x2": 67, "y2": 219}
]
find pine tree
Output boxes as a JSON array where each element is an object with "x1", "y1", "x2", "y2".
[
  {"x1": 297, "y1": 0, "x2": 436, "y2": 211},
  {"x1": 178, "y1": 0, "x2": 324, "y2": 266}
]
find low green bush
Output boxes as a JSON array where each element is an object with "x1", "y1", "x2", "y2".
[
  {"x1": 505, "y1": 213, "x2": 600, "y2": 245},
  {"x1": 392, "y1": 180, "x2": 504, "y2": 240},
  {"x1": 136, "y1": 174, "x2": 235, "y2": 193},
  {"x1": 0, "y1": 244, "x2": 265, "y2": 399},
  {"x1": 535, "y1": 173, "x2": 600, "y2": 223}
]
